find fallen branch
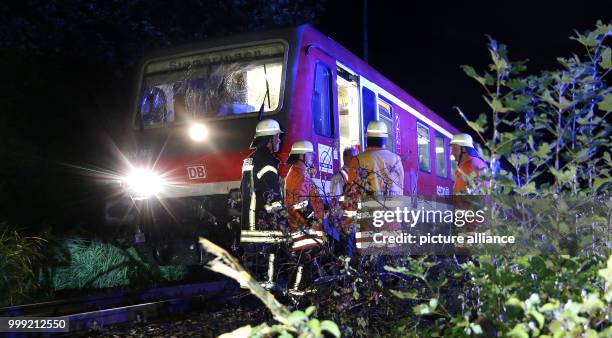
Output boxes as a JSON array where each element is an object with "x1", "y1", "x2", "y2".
[{"x1": 198, "y1": 237, "x2": 292, "y2": 324}]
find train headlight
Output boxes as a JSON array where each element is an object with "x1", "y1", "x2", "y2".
[
  {"x1": 189, "y1": 123, "x2": 208, "y2": 142},
  {"x1": 124, "y1": 169, "x2": 164, "y2": 199}
]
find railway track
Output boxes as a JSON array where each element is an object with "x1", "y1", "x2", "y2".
[{"x1": 0, "y1": 280, "x2": 238, "y2": 336}]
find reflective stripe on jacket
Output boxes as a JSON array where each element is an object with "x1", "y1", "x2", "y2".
[
  {"x1": 290, "y1": 229, "x2": 325, "y2": 251},
  {"x1": 240, "y1": 230, "x2": 287, "y2": 244}
]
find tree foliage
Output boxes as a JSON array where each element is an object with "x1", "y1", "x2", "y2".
[
  {"x1": 457, "y1": 21, "x2": 611, "y2": 196},
  {"x1": 390, "y1": 21, "x2": 612, "y2": 337},
  {"x1": 0, "y1": 0, "x2": 321, "y2": 65}
]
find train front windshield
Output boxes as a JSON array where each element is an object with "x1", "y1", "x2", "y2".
[{"x1": 137, "y1": 42, "x2": 286, "y2": 127}]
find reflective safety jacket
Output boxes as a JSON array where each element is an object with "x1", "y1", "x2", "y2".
[
  {"x1": 284, "y1": 162, "x2": 325, "y2": 251},
  {"x1": 346, "y1": 147, "x2": 404, "y2": 251},
  {"x1": 453, "y1": 155, "x2": 488, "y2": 194},
  {"x1": 240, "y1": 147, "x2": 285, "y2": 244},
  {"x1": 348, "y1": 147, "x2": 404, "y2": 198}
]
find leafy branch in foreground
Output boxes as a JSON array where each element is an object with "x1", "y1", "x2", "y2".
[
  {"x1": 387, "y1": 255, "x2": 612, "y2": 337},
  {"x1": 199, "y1": 237, "x2": 340, "y2": 338}
]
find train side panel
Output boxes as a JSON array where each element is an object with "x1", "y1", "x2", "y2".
[{"x1": 296, "y1": 26, "x2": 456, "y2": 196}]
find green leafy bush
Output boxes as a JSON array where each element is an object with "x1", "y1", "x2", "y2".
[
  {"x1": 387, "y1": 255, "x2": 611, "y2": 337},
  {"x1": 384, "y1": 21, "x2": 612, "y2": 337}
]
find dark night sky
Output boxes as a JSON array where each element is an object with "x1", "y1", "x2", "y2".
[{"x1": 315, "y1": 0, "x2": 609, "y2": 130}]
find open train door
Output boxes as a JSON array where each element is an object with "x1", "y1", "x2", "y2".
[
  {"x1": 335, "y1": 62, "x2": 399, "y2": 158},
  {"x1": 336, "y1": 62, "x2": 363, "y2": 159}
]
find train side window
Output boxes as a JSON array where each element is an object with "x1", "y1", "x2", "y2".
[
  {"x1": 435, "y1": 133, "x2": 448, "y2": 177},
  {"x1": 378, "y1": 97, "x2": 395, "y2": 152},
  {"x1": 417, "y1": 122, "x2": 431, "y2": 172},
  {"x1": 451, "y1": 155, "x2": 457, "y2": 181},
  {"x1": 312, "y1": 62, "x2": 333, "y2": 138}
]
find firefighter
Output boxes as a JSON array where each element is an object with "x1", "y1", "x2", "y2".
[
  {"x1": 240, "y1": 119, "x2": 285, "y2": 289},
  {"x1": 450, "y1": 133, "x2": 490, "y2": 257},
  {"x1": 348, "y1": 121, "x2": 404, "y2": 198},
  {"x1": 347, "y1": 121, "x2": 404, "y2": 253},
  {"x1": 450, "y1": 133, "x2": 489, "y2": 194},
  {"x1": 331, "y1": 146, "x2": 358, "y2": 209},
  {"x1": 284, "y1": 140, "x2": 325, "y2": 295}
]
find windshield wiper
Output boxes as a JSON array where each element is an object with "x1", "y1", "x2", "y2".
[{"x1": 257, "y1": 63, "x2": 271, "y2": 121}]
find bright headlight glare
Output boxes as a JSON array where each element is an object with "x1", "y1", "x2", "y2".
[
  {"x1": 124, "y1": 169, "x2": 164, "y2": 198},
  {"x1": 189, "y1": 123, "x2": 208, "y2": 142}
]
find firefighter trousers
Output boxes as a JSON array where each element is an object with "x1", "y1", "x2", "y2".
[
  {"x1": 241, "y1": 243, "x2": 283, "y2": 288},
  {"x1": 288, "y1": 249, "x2": 320, "y2": 294}
]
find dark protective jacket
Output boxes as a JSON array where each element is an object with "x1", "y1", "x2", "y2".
[{"x1": 240, "y1": 146, "x2": 285, "y2": 243}]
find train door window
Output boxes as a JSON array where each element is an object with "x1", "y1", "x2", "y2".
[
  {"x1": 435, "y1": 133, "x2": 448, "y2": 177},
  {"x1": 417, "y1": 122, "x2": 431, "y2": 172},
  {"x1": 361, "y1": 87, "x2": 377, "y2": 142},
  {"x1": 337, "y1": 66, "x2": 360, "y2": 159},
  {"x1": 313, "y1": 62, "x2": 333, "y2": 137},
  {"x1": 378, "y1": 97, "x2": 395, "y2": 152},
  {"x1": 378, "y1": 97, "x2": 391, "y2": 118}
]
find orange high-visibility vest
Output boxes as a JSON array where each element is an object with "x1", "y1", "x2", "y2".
[
  {"x1": 453, "y1": 155, "x2": 488, "y2": 193},
  {"x1": 284, "y1": 163, "x2": 325, "y2": 251}
]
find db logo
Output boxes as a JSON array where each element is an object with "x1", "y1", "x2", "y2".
[{"x1": 187, "y1": 165, "x2": 207, "y2": 179}]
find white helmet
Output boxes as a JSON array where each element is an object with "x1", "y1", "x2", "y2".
[
  {"x1": 289, "y1": 140, "x2": 314, "y2": 155},
  {"x1": 366, "y1": 120, "x2": 388, "y2": 137},
  {"x1": 254, "y1": 119, "x2": 283, "y2": 138},
  {"x1": 450, "y1": 133, "x2": 474, "y2": 148}
]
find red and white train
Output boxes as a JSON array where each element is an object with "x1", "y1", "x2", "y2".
[{"x1": 107, "y1": 25, "x2": 458, "y2": 264}]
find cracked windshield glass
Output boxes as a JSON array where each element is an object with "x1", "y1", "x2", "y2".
[{"x1": 138, "y1": 42, "x2": 285, "y2": 126}]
